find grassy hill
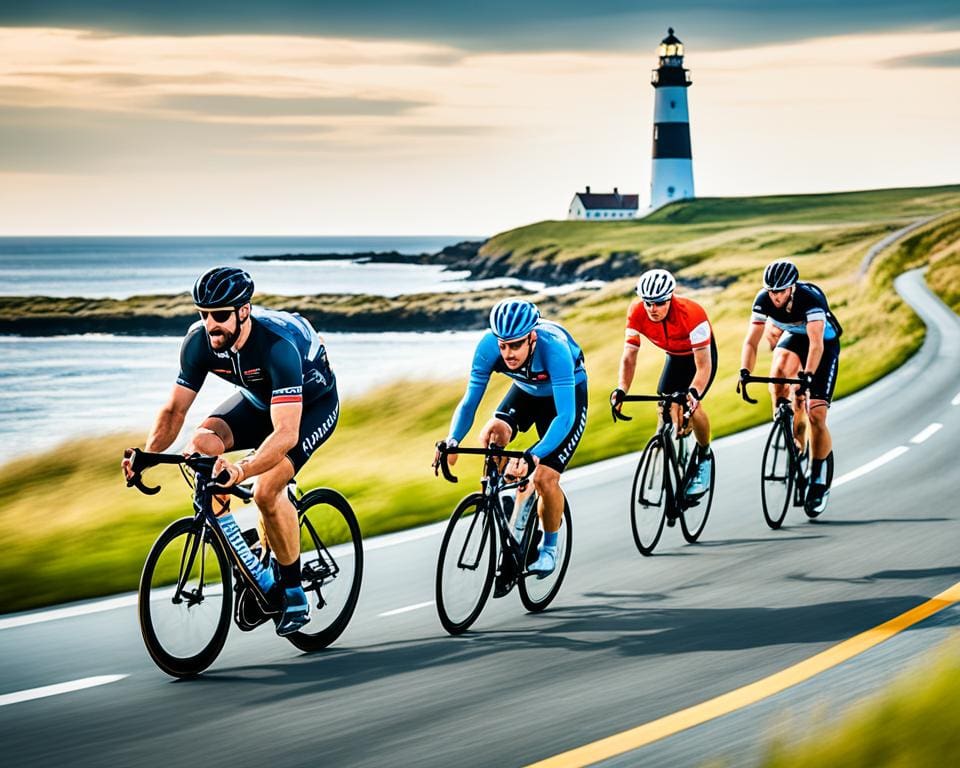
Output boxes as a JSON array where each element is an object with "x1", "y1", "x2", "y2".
[{"x1": 2, "y1": 185, "x2": 959, "y2": 612}]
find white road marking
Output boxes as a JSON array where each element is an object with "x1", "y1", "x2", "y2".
[
  {"x1": 0, "y1": 675, "x2": 127, "y2": 707},
  {"x1": 379, "y1": 601, "x2": 434, "y2": 617},
  {"x1": 910, "y1": 422, "x2": 943, "y2": 444},
  {"x1": 833, "y1": 446, "x2": 910, "y2": 488},
  {"x1": 0, "y1": 595, "x2": 138, "y2": 631},
  {"x1": 952, "y1": 392, "x2": 960, "y2": 406}
]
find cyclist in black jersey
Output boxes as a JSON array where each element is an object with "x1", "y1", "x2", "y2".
[
  {"x1": 121, "y1": 267, "x2": 339, "y2": 635},
  {"x1": 739, "y1": 260, "x2": 841, "y2": 515}
]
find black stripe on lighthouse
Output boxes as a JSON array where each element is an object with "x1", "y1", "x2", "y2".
[{"x1": 652, "y1": 123, "x2": 691, "y2": 159}]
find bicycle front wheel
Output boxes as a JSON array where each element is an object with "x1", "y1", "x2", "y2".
[
  {"x1": 680, "y1": 448, "x2": 715, "y2": 543},
  {"x1": 436, "y1": 493, "x2": 496, "y2": 635},
  {"x1": 287, "y1": 488, "x2": 363, "y2": 652},
  {"x1": 761, "y1": 421, "x2": 794, "y2": 529},
  {"x1": 139, "y1": 517, "x2": 231, "y2": 678},
  {"x1": 519, "y1": 493, "x2": 572, "y2": 612},
  {"x1": 630, "y1": 435, "x2": 668, "y2": 555}
]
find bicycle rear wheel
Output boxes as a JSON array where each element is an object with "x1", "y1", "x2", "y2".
[
  {"x1": 630, "y1": 435, "x2": 668, "y2": 555},
  {"x1": 680, "y1": 447, "x2": 715, "y2": 543},
  {"x1": 287, "y1": 488, "x2": 363, "y2": 652},
  {"x1": 519, "y1": 493, "x2": 572, "y2": 612},
  {"x1": 761, "y1": 421, "x2": 793, "y2": 529},
  {"x1": 139, "y1": 517, "x2": 231, "y2": 678},
  {"x1": 436, "y1": 493, "x2": 496, "y2": 635}
]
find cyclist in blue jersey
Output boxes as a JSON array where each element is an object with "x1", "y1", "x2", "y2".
[
  {"x1": 122, "y1": 267, "x2": 339, "y2": 635},
  {"x1": 739, "y1": 260, "x2": 842, "y2": 515},
  {"x1": 435, "y1": 298, "x2": 588, "y2": 579}
]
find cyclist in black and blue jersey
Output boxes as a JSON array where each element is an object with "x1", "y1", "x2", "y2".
[
  {"x1": 435, "y1": 298, "x2": 588, "y2": 579},
  {"x1": 121, "y1": 267, "x2": 338, "y2": 635},
  {"x1": 739, "y1": 260, "x2": 842, "y2": 515}
]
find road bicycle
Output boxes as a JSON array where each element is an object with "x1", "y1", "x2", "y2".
[
  {"x1": 613, "y1": 393, "x2": 715, "y2": 555},
  {"x1": 126, "y1": 449, "x2": 363, "y2": 678},
  {"x1": 738, "y1": 375, "x2": 834, "y2": 527},
  {"x1": 432, "y1": 444, "x2": 572, "y2": 635}
]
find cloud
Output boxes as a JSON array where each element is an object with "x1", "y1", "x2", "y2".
[
  {"x1": 2, "y1": 1, "x2": 958, "y2": 52},
  {"x1": 152, "y1": 93, "x2": 429, "y2": 118},
  {"x1": 882, "y1": 48, "x2": 960, "y2": 67}
]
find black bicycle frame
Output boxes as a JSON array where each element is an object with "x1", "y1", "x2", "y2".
[
  {"x1": 435, "y1": 445, "x2": 538, "y2": 580},
  {"x1": 739, "y1": 375, "x2": 811, "y2": 498},
  {"x1": 616, "y1": 393, "x2": 693, "y2": 514}
]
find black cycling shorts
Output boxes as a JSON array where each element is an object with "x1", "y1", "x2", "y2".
[
  {"x1": 210, "y1": 385, "x2": 340, "y2": 474},
  {"x1": 776, "y1": 333, "x2": 840, "y2": 403},
  {"x1": 494, "y1": 381, "x2": 588, "y2": 473},
  {"x1": 658, "y1": 335, "x2": 718, "y2": 397}
]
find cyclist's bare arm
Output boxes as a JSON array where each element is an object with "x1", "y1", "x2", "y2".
[
  {"x1": 690, "y1": 345, "x2": 712, "y2": 398},
  {"x1": 616, "y1": 343, "x2": 639, "y2": 394},
  {"x1": 217, "y1": 401, "x2": 303, "y2": 484},
  {"x1": 804, "y1": 319, "x2": 825, "y2": 376},
  {"x1": 122, "y1": 385, "x2": 197, "y2": 480},
  {"x1": 740, "y1": 321, "x2": 766, "y2": 372}
]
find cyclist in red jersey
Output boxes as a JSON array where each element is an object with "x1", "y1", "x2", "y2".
[{"x1": 610, "y1": 269, "x2": 718, "y2": 496}]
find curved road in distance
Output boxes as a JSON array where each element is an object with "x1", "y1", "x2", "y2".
[{"x1": 1, "y1": 269, "x2": 958, "y2": 768}]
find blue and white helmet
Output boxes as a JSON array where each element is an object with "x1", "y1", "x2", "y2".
[
  {"x1": 489, "y1": 298, "x2": 540, "y2": 340},
  {"x1": 635, "y1": 268, "x2": 676, "y2": 303}
]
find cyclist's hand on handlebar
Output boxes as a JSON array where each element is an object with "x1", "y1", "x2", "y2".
[
  {"x1": 433, "y1": 438, "x2": 458, "y2": 474},
  {"x1": 610, "y1": 387, "x2": 626, "y2": 422},
  {"x1": 121, "y1": 447, "x2": 137, "y2": 481},
  {"x1": 797, "y1": 370, "x2": 814, "y2": 395},
  {"x1": 686, "y1": 387, "x2": 701, "y2": 415},
  {"x1": 212, "y1": 456, "x2": 242, "y2": 488},
  {"x1": 506, "y1": 453, "x2": 537, "y2": 480}
]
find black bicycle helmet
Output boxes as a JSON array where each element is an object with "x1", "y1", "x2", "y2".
[
  {"x1": 762, "y1": 260, "x2": 799, "y2": 291},
  {"x1": 192, "y1": 266, "x2": 255, "y2": 308}
]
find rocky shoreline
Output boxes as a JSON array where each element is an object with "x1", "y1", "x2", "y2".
[
  {"x1": 0, "y1": 286, "x2": 598, "y2": 337},
  {"x1": 242, "y1": 237, "x2": 666, "y2": 285}
]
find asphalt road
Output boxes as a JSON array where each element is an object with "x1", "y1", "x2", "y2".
[{"x1": 2, "y1": 269, "x2": 958, "y2": 767}]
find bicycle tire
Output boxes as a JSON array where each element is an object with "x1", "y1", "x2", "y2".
[
  {"x1": 436, "y1": 493, "x2": 496, "y2": 635},
  {"x1": 287, "y1": 488, "x2": 364, "y2": 652},
  {"x1": 680, "y1": 449, "x2": 715, "y2": 543},
  {"x1": 761, "y1": 420, "x2": 793, "y2": 529},
  {"x1": 519, "y1": 493, "x2": 573, "y2": 612},
  {"x1": 139, "y1": 517, "x2": 232, "y2": 678},
  {"x1": 630, "y1": 435, "x2": 668, "y2": 555}
]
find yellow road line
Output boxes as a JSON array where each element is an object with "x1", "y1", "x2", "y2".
[{"x1": 527, "y1": 581, "x2": 960, "y2": 768}]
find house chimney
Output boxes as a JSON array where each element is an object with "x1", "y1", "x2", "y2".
[
  {"x1": 585, "y1": 185, "x2": 590, "y2": 193},
  {"x1": 614, "y1": 187, "x2": 619, "y2": 194}
]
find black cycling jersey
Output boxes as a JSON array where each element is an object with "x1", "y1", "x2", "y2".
[
  {"x1": 176, "y1": 307, "x2": 335, "y2": 409},
  {"x1": 751, "y1": 282, "x2": 842, "y2": 341}
]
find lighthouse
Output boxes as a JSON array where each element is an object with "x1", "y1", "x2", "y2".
[{"x1": 649, "y1": 28, "x2": 694, "y2": 210}]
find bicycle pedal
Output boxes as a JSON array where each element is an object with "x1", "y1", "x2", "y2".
[
  {"x1": 235, "y1": 586, "x2": 273, "y2": 631},
  {"x1": 665, "y1": 514, "x2": 678, "y2": 528}
]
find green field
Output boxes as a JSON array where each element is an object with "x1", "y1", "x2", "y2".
[
  {"x1": 2, "y1": 185, "x2": 959, "y2": 613},
  {"x1": 755, "y1": 638, "x2": 960, "y2": 768}
]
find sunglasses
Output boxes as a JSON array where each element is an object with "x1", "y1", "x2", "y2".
[
  {"x1": 498, "y1": 335, "x2": 530, "y2": 351},
  {"x1": 643, "y1": 298, "x2": 670, "y2": 308},
  {"x1": 197, "y1": 308, "x2": 235, "y2": 323}
]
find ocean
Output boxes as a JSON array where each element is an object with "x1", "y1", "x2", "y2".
[
  {"x1": 0, "y1": 235, "x2": 542, "y2": 298},
  {"x1": 0, "y1": 236, "x2": 505, "y2": 463}
]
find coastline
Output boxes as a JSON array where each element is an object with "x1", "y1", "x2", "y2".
[{"x1": 0, "y1": 285, "x2": 599, "y2": 336}]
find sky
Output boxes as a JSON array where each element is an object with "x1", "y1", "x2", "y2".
[{"x1": 0, "y1": 2, "x2": 958, "y2": 236}]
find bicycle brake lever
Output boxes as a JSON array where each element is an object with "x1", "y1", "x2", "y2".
[{"x1": 438, "y1": 451, "x2": 458, "y2": 484}]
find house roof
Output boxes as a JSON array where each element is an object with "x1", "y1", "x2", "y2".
[{"x1": 574, "y1": 192, "x2": 639, "y2": 210}]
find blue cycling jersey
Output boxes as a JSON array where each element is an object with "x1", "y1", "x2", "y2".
[{"x1": 448, "y1": 321, "x2": 587, "y2": 458}]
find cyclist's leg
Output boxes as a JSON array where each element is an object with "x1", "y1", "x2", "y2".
[
  {"x1": 772, "y1": 333, "x2": 805, "y2": 444},
  {"x1": 201, "y1": 393, "x2": 270, "y2": 515},
  {"x1": 532, "y1": 381, "x2": 588, "y2": 532},
  {"x1": 807, "y1": 340, "x2": 839, "y2": 504},
  {"x1": 488, "y1": 384, "x2": 536, "y2": 508}
]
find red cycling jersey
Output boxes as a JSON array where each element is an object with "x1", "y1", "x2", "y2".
[{"x1": 625, "y1": 296, "x2": 713, "y2": 355}]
